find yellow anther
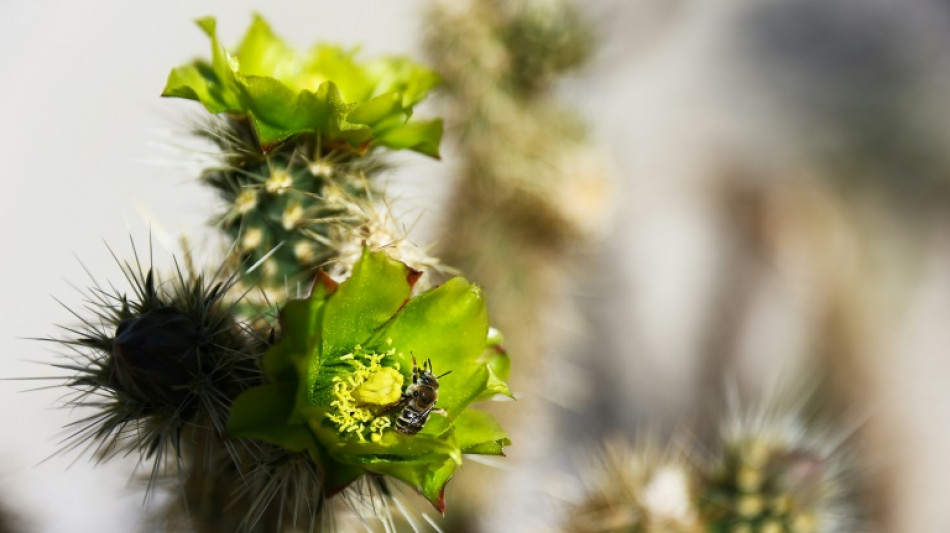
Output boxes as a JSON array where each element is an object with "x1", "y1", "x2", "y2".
[{"x1": 326, "y1": 346, "x2": 403, "y2": 442}]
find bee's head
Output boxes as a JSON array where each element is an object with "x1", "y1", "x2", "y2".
[{"x1": 418, "y1": 358, "x2": 449, "y2": 388}]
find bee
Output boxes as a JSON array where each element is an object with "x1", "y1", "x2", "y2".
[{"x1": 385, "y1": 356, "x2": 450, "y2": 435}]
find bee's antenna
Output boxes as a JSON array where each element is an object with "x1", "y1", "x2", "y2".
[{"x1": 437, "y1": 370, "x2": 452, "y2": 379}]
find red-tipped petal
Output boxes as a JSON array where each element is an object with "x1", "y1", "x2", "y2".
[
  {"x1": 314, "y1": 270, "x2": 339, "y2": 294},
  {"x1": 406, "y1": 267, "x2": 423, "y2": 288}
]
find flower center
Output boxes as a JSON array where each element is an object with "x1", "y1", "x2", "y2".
[{"x1": 326, "y1": 343, "x2": 403, "y2": 442}]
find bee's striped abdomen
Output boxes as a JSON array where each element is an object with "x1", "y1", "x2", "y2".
[{"x1": 395, "y1": 407, "x2": 430, "y2": 435}]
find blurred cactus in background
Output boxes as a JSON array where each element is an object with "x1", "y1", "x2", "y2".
[
  {"x1": 564, "y1": 439, "x2": 702, "y2": 533},
  {"x1": 564, "y1": 395, "x2": 863, "y2": 533},
  {"x1": 424, "y1": 0, "x2": 613, "y2": 529}
]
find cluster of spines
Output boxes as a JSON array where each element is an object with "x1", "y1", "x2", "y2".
[
  {"x1": 703, "y1": 437, "x2": 823, "y2": 533},
  {"x1": 196, "y1": 115, "x2": 387, "y2": 291},
  {"x1": 49, "y1": 247, "x2": 266, "y2": 490},
  {"x1": 564, "y1": 414, "x2": 862, "y2": 533},
  {"x1": 426, "y1": 0, "x2": 603, "y2": 253},
  {"x1": 564, "y1": 440, "x2": 701, "y2": 533}
]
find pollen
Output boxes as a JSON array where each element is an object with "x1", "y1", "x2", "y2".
[
  {"x1": 265, "y1": 168, "x2": 293, "y2": 194},
  {"x1": 325, "y1": 344, "x2": 403, "y2": 442}
]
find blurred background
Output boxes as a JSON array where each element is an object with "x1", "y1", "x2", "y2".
[{"x1": 3, "y1": 0, "x2": 950, "y2": 531}]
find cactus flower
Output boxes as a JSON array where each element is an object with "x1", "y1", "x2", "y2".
[
  {"x1": 162, "y1": 15, "x2": 443, "y2": 157},
  {"x1": 226, "y1": 248, "x2": 511, "y2": 511}
]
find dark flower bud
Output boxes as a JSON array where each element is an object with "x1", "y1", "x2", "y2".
[{"x1": 112, "y1": 307, "x2": 201, "y2": 407}]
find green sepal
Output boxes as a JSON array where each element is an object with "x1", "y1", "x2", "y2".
[
  {"x1": 227, "y1": 383, "x2": 311, "y2": 452},
  {"x1": 306, "y1": 444, "x2": 365, "y2": 496}
]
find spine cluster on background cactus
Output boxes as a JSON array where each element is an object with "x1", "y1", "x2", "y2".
[
  {"x1": 564, "y1": 405, "x2": 862, "y2": 533},
  {"x1": 46, "y1": 13, "x2": 510, "y2": 533},
  {"x1": 426, "y1": 0, "x2": 608, "y2": 259}
]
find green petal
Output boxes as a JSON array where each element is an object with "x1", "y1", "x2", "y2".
[
  {"x1": 235, "y1": 14, "x2": 300, "y2": 82},
  {"x1": 162, "y1": 18, "x2": 242, "y2": 112},
  {"x1": 363, "y1": 453, "x2": 457, "y2": 512},
  {"x1": 303, "y1": 44, "x2": 375, "y2": 102},
  {"x1": 241, "y1": 76, "x2": 329, "y2": 146},
  {"x1": 164, "y1": 15, "x2": 443, "y2": 157},
  {"x1": 378, "y1": 119, "x2": 443, "y2": 158},
  {"x1": 348, "y1": 92, "x2": 403, "y2": 126},
  {"x1": 474, "y1": 345, "x2": 515, "y2": 402},
  {"x1": 227, "y1": 383, "x2": 312, "y2": 452},
  {"x1": 363, "y1": 57, "x2": 441, "y2": 108},
  {"x1": 312, "y1": 420, "x2": 460, "y2": 462},
  {"x1": 162, "y1": 62, "x2": 231, "y2": 112},
  {"x1": 367, "y1": 277, "x2": 489, "y2": 418},
  {"x1": 452, "y1": 409, "x2": 510, "y2": 455},
  {"x1": 321, "y1": 249, "x2": 415, "y2": 360}
]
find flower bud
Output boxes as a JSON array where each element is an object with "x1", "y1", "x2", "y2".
[{"x1": 112, "y1": 306, "x2": 201, "y2": 406}]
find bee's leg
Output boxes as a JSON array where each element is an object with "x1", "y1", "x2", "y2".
[
  {"x1": 431, "y1": 408, "x2": 447, "y2": 416},
  {"x1": 380, "y1": 395, "x2": 409, "y2": 415}
]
